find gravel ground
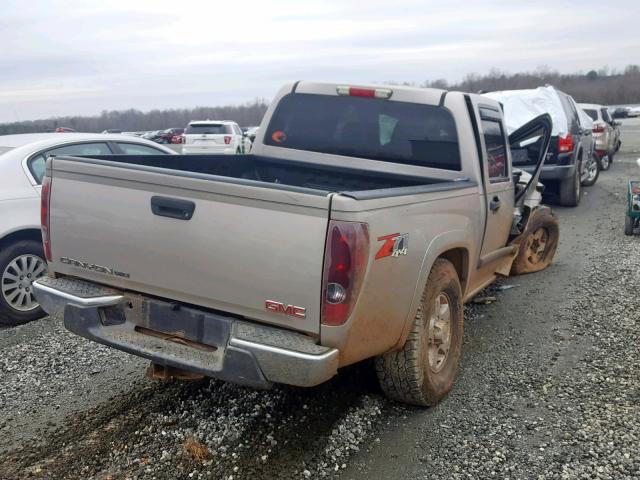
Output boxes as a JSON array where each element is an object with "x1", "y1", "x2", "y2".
[{"x1": 1, "y1": 120, "x2": 639, "y2": 479}]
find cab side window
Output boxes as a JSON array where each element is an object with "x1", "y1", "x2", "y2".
[{"x1": 481, "y1": 119, "x2": 508, "y2": 180}]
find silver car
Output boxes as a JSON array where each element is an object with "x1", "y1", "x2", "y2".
[
  {"x1": 578, "y1": 103, "x2": 622, "y2": 171},
  {"x1": 0, "y1": 133, "x2": 174, "y2": 325}
]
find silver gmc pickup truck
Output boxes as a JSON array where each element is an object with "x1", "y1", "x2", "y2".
[{"x1": 34, "y1": 82, "x2": 558, "y2": 406}]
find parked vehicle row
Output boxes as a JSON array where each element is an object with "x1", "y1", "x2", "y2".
[
  {"x1": 612, "y1": 106, "x2": 640, "y2": 118},
  {"x1": 32, "y1": 81, "x2": 559, "y2": 407},
  {"x1": 0, "y1": 134, "x2": 175, "y2": 325},
  {"x1": 484, "y1": 86, "x2": 616, "y2": 206}
]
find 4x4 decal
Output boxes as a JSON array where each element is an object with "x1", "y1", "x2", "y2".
[{"x1": 375, "y1": 233, "x2": 409, "y2": 259}]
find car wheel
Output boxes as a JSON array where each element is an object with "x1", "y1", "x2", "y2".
[
  {"x1": 599, "y1": 154, "x2": 611, "y2": 171},
  {"x1": 376, "y1": 258, "x2": 463, "y2": 406},
  {"x1": 0, "y1": 240, "x2": 48, "y2": 326},
  {"x1": 581, "y1": 153, "x2": 599, "y2": 187},
  {"x1": 558, "y1": 164, "x2": 581, "y2": 206},
  {"x1": 511, "y1": 208, "x2": 559, "y2": 275},
  {"x1": 625, "y1": 215, "x2": 635, "y2": 236}
]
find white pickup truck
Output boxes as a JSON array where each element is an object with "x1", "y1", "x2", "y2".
[{"x1": 34, "y1": 82, "x2": 558, "y2": 406}]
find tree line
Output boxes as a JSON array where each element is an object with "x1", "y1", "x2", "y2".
[
  {"x1": 0, "y1": 99, "x2": 269, "y2": 135},
  {"x1": 396, "y1": 64, "x2": 640, "y2": 105},
  {"x1": 2, "y1": 65, "x2": 639, "y2": 136}
]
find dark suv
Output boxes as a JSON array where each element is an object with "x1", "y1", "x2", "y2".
[
  {"x1": 538, "y1": 90, "x2": 597, "y2": 206},
  {"x1": 493, "y1": 88, "x2": 596, "y2": 206}
]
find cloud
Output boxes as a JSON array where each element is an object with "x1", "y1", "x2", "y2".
[{"x1": 1, "y1": 0, "x2": 638, "y2": 122}]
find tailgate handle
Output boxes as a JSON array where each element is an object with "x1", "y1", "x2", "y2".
[{"x1": 151, "y1": 196, "x2": 195, "y2": 220}]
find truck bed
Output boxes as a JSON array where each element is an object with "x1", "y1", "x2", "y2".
[{"x1": 71, "y1": 154, "x2": 449, "y2": 197}]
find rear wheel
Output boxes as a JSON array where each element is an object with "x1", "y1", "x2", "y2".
[
  {"x1": 0, "y1": 240, "x2": 48, "y2": 326},
  {"x1": 559, "y1": 164, "x2": 581, "y2": 206},
  {"x1": 625, "y1": 215, "x2": 635, "y2": 236},
  {"x1": 376, "y1": 259, "x2": 463, "y2": 406},
  {"x1": 599, "y1": 154, "x2": 611, "y2": 171}
]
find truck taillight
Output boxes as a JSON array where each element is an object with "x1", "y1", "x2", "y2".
[
  {"x1": 558, "y1": 135, "x2": 574, "y2": 153},
  {"x1": 592, "y1": 124, "x2": 606, "y2": 133},
  {"x1": 321, "y1": 221, "x2": 369, "y2": 326},
  {"x1": 336, "y1": 85, "x2": 393, "y2": 99},
  {"x1": 41, "y1": 175, "x2": 52, "y2": 261},
  {"x1": 224, "y1": 135, "x2": 232, "y2": 144}
]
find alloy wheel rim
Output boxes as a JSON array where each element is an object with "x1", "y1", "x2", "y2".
[
  {"x1": 587, "y1": 158, "x2": 598, "y2": 181},
  {"x1": 601, "y1": 156, "x2": 610, "y2": 169},
  {"x1": 525, "y1": 228, "x2": 548, "y2": 264},
  {"x1": 1, "y1": 254, "x2": 47, "y2": 311},
  {"x1": 427, "y1": 292, "x2": 452, "y2": 373}
]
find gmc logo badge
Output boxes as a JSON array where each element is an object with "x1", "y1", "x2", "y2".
[{"x1": 265, "y1": 300, "x2": 306, "y2": 319}]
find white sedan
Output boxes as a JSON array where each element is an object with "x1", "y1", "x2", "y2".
[{"x1": 0, "y1": 133, "x2": 174, "y2": 326}]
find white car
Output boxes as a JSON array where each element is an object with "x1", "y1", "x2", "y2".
[
  {"x1": 0, "y1": 133, "x2": 174, "y2": 325},
  {"x1": 182, "y1": 120, "x2": 251, "y2": 154}
]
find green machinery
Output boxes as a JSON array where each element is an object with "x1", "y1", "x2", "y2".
[{"x1": 625, "y1": 180, "x2": 640, "y2": 235}]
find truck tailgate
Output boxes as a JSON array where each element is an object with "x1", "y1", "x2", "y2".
[{"x1": 47, "y1": 158, "x2": 330, "y2": 334}]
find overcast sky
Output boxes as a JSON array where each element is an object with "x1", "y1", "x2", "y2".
[{"x1": 1, "y1": 0, "x2": 638, "y2": 123}]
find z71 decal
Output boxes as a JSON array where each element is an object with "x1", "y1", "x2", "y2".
[{"x1": 375, "y1": 233, "x2": 409, "y2": 259}]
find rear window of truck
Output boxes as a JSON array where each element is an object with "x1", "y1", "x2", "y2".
[
  {"x1": 265, "y1": 93, "x2": 461, "y2": 170},
  {"x1": 186, "y1": 124, "x2": 230, "y2": 134}
]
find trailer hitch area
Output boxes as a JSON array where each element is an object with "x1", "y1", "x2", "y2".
[{"x1": 146, "y1": 363, "x2": 205, "y2": 381}]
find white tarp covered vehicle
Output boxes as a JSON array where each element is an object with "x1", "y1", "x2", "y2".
[{"x1": 483, "y1": 86, "x2": 569, "y2": 137}]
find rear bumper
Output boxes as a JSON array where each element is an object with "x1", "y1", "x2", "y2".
[
  {"x1": 521, "y1": 164, "x2": 576, "y2": 181},
  {"x1": 33, "y1": 277, "x2": 338, "y2": 389},
  {"x1": 182, "y1": 144, "x2": 235, "y2": 154}
]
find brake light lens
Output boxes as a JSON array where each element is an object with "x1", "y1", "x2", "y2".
[
  {"x1": 558, "y1": 135, "x2": 574, "y2": 153},
  {"x1": 592, "y1": 124, "x2": 606, "y2": 133},
  {"x1": 321, "y1": 221, "x2": 369, "y2": 326},
  {"x1": 224, "y1": 135, "x2": 232, "y2": 144},
  {"x1": 336, "y1": 85, "x2": 393, "y2": 99},
  {"x1": 41, "y1": 176, "x2": 52, "y2": 261}
]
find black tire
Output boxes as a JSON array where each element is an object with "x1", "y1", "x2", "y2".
[
  {"x1": 599, "y1": 154, "x2": 611, "y2": 171},
  {"x1": 558, "y1": 164, "x2": 581, "y2": 206},
  {"x1": 0, "y1": 240, "x2": 47, "y2": 326},
  {"x1": 625, "y1": 215, "x2": 635, "y2": 236},
  {"x1": 581, "y1": 154, "x2": 599, "y2": 187},
  {"x1": 375, "y1": 259, "x2": 463, "y2": 406},
  {"x1": 511, "y1": 209, "x2": 560, "y2": 275}
]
